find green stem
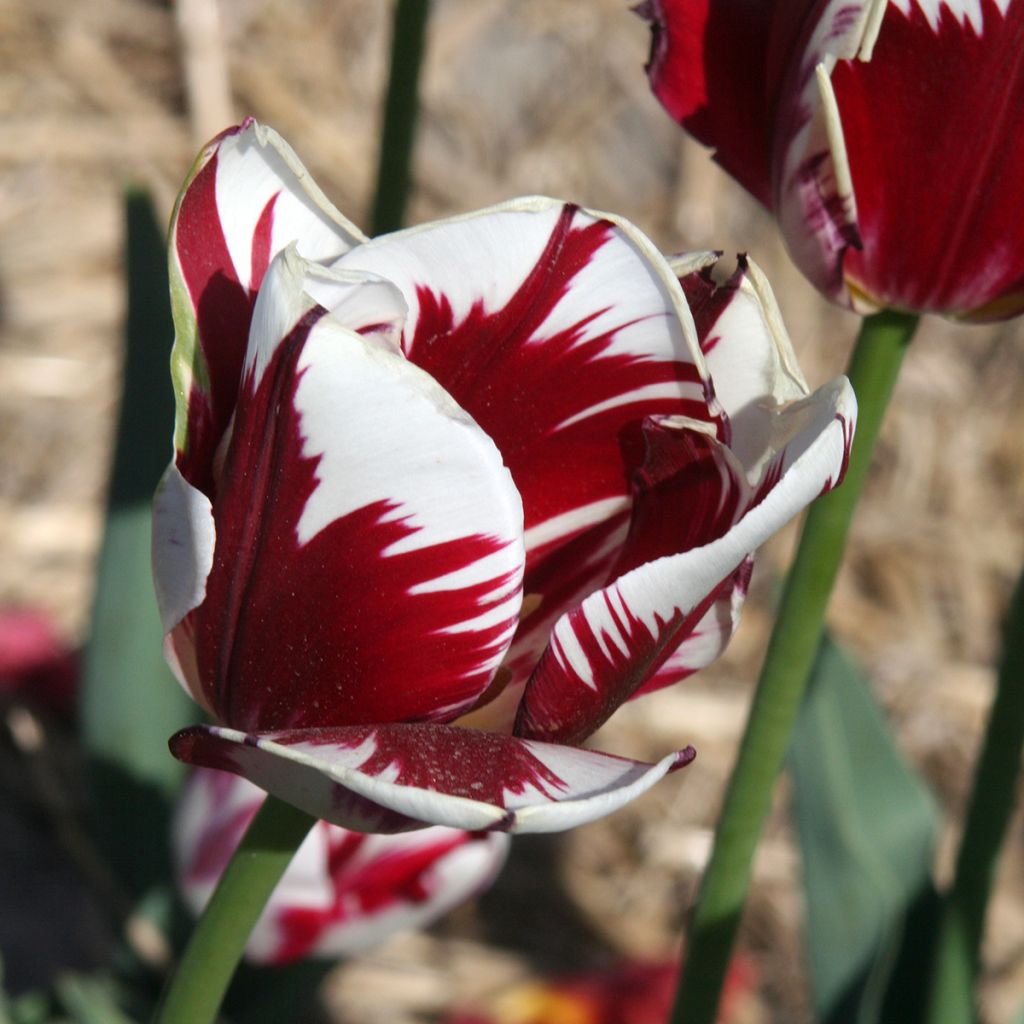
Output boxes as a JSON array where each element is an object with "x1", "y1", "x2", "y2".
[
  {"x1": 926, "y1": 567, "x2": 1024, "y2": 1024},
  {"x1": 370, "y1": 0, "x2": 431, "y2": 236},
  {"x1": 670, "y1": 309, "x2": 919, "y2": 1024},
  {"x1": 154, "y1": 795, "x2": 315, "y2": 1024}
]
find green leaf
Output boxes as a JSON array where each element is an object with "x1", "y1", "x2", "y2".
[
  {"x1": 790, "y1": 635, "x2": 940, "y2": 1024},
  {"x1": 80, "y1": 188, "x2": 195, "y2": 897}
]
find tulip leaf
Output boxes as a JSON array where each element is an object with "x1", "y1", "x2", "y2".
[
  {"x1": 80, "y1": 187, "x2": 195, "y2": 896},
  {"x1": 789, "y1": 634, "x2": 940, "y2": 1024}
]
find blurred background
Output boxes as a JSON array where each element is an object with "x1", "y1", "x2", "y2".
[{"x1": 1, "y1": 0, "x2": 1023, "y2": 1020}]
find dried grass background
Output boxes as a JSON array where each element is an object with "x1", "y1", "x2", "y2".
[{"x1": 2, "y1": 0, "x2": 1023, "y2": 1020}]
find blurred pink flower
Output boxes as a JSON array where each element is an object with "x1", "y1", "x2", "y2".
[{"x1": 0, "y1": 609, "x2": 77, "y2": 717}]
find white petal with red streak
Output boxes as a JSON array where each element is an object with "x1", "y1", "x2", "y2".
[
  {"x1": 339, "y1": 197, "x2": 702, "y2": 371},
  {"x1": 237, "y1": 242, "x2": 526, "y2": 670},
  {"x1": 213, "y1": 120, "x2": 365, "y2": 293},
  {"x1": 333, "y1": 197, "x2": 712, "y2": 553},
  {"x1": 634, "y1": 557, "x2": 752, "y2": 698},
  {"x1": 673, "y1": 252, "x2": 811, "y2": 479},
  {"x1": 169, "y1": 723, "x2": 693, "y2": 834},
  {"x1": 517, "y1": 377, "x2": 856, "y2": 742},
  {"x1": 291, "y1": 314, "x2": 525, "y2": 579}
]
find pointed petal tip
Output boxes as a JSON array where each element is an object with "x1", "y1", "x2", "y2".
[{"x1": 671, "y1": 745, "x2": 697, "y2": 771}]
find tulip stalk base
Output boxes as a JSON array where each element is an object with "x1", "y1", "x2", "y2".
[
  {"x1": 926, "y1": 567, "x2": 1024, "y2": 1024},
  {"x1": 671, "y1": 309, "x2": 919, "y2": 1024},
  {"x1": 154, "y1": 795, "x2": 315, "y2": 1024}
]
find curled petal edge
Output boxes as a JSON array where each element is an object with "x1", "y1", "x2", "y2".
[
  {"x1": 515, "y1": 374, "x2": 856, "y2": 743},
  {"x1": 169, "y1": 723, "x2": 694, "y2": 835}
]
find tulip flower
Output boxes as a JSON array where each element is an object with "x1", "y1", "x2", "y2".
[
  {"x1": 153, "y1": 119, "x2": 855, "y2": 836},
  {"x1": 175, "y1": 768, "x2": 508, "y2": 965},
  {"x1": 642, "y1": 0, "x2": 1024, "y2": 320}
]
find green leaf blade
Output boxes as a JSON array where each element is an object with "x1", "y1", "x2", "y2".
[{"x1": 790, "y1": 636, "x2": 940, "y2": 1024}]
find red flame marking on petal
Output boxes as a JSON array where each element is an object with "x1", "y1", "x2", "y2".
[
  {"x1": 191, "y1": 316, "x2": 521, "y2": 731},
  {"x1": 174, "y1": 150, "x2": 257, "y2": 494}
]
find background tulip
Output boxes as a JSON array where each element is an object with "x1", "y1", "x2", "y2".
[
  {"x1": 642, "y1": 0, "x2": 1024, "y2": 320},
  {"x1": 153, "y1": 120, "x2": 855, "y2": 836},
  {"x1": 175, "y1": 768, "x2": 509, "y2": 965}
]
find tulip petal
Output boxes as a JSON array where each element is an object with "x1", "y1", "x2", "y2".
[
  {"x1": 772, "y1": 0, "x2": 885, "y2": 303},
  {"x1": 152, "y1": 463, "x2": 216, "y2": 636},
  {"x1": 515, "y1": 376, "x2": 856, "y2": 744},
  {"x1": 151, "y1": 463, "x2": 215, "y2": 712},
  {"x1": 632, "y1": 557, "x2": 753, "y2": 699},
  {"x1": 674, "y1": 252, "x2": 813, "y2": 479},
  {"x1": 335, "y1": 198, "x2": 719, "y2": 563},
  {"x1": 335, "y1": 198, "x2": 725, "y2": 722},
  {"x1": 169, "y1": 722, "x2": 695, "y2": 834},
  {"x1": 186, "y1": 251, "x2": 525, "y2": 732},
  {"x1": 639, "y1": 0, "x2": 785, "y2": 205},
  {"x1": 169, "y1": 119, "x2": 365, "y2": 491},
  {"x1": 175, "y1": 769, "x2": 509, "y2": 965}
]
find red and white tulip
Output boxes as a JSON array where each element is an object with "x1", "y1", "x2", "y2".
[
  {"x1": 643, "y1": 0, "x2": 1024, "y2": 320},
  {"x1": 175, "y1": 768, "x2": 508, "y2": 965},
  {"x1": 153, "y1": 120, "x2": 856, "y2": 834}
]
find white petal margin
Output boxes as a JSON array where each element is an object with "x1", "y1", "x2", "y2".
[
  {"x1": 672, "y1": 252, "x2": 812, "y2": 481},
  {"x1": 773, "y1": 0, "x2": 886, "y2": 303},
  {"x1": 517, "y1": 377, "x2": 856, "y2": 742},
  {"x1": 334, "y1": 195, "x2": 711, "y2": 409},
  {"x1": 174, "y1": 769, "x2": 509, "y2": 965},
  {"x1": 207, "y1": 119, "x2": 366, "y2": 294},
  {"x1": 168, "y1": 723, "x2": 695, "y2": 835}
]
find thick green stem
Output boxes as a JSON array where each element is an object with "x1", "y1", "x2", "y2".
[
  {"x1": 926, "y1": 568, "x2": 1024, "y2": 1024},
  {"x1": 671, "y1": 310, "x2": 919, "y2": 1024},
  {"x1": 369, "y1": 0, "x2": 430, "y2": 236},
  {"x1": 154, "y1": 795, "x2": 315, "y2": 1024}
]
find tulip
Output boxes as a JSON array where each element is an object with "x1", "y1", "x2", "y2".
[
  {"x1": 175, "y1": 768, "x2": 508, "y2": 965},
  {"x1": 153, "y1": 119, "x2": 855, "y2": 835},
  {"x1": 642, "y1": 0, "x2": 1024, "y2": 320}
]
